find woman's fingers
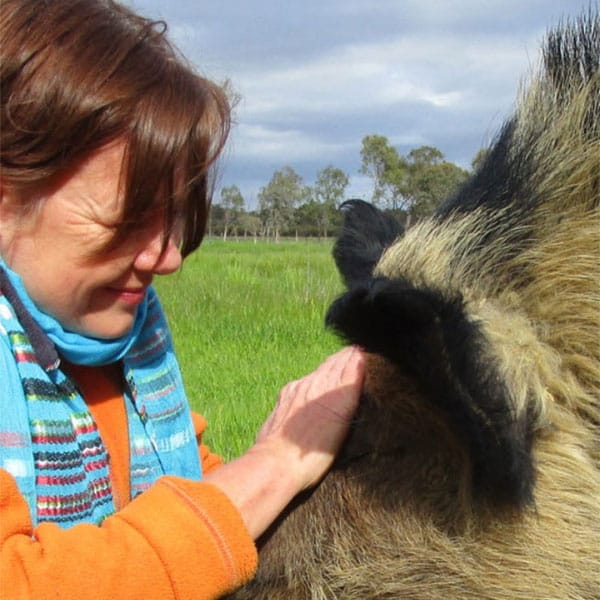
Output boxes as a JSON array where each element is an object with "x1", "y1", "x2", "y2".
[{"x1": 256, "y1": 346, "x2": 365, "y2": 490}]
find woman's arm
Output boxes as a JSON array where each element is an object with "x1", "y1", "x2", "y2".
[
  {"x1": 0, "y1": 346, "x2": 364, "y2": 599},
  {"x1": 0, "y1": 468, "x2": 257, "y2": 600}
]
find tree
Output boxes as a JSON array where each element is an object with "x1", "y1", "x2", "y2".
[
  {"x1": 407, "y1": 145, "x2": 444, "y2": 166},
  {"x1": 359, "y1": 141, "x2": 468, "y2": 224},
  {"x1": 313, "y1": 165, "x2": 349, "y2": 237},
  {"x1": 220, "y1": 185, "x2": 245, "y2": 240},
  {"x1": 207, "y1": 203, "x2": 225, "y2": 237},
  {"x1": 238, "y1": 212, "x2": 262, "y2": 241},
  {"x1": 294, "y1": 200, "x2": 322, "y2": 237},
  {"x1": 258, "y1": 166, "x2": 308, "y2": 241},
  {"x1": 404, "y1": 146, "x2": 469, "y2": 223},
  {"x1": 359, "y1": 134, "x2": 408, "y2": 210}
]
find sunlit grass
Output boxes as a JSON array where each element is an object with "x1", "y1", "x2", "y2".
[{"x1": 154, "y1": 238, "x2": 345, "y2": 460}]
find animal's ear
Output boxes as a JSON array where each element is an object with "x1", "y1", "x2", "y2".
[
  {"x1": 333, "y1": 200, "x2": 403, "y2": 288},
  {"x1": 326, "y1": 277, "x2": 535, "y2": 508}
]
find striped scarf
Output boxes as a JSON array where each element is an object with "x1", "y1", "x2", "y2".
[{"x1": 0, "y1": 271, "x2": 202, "y2": 528}]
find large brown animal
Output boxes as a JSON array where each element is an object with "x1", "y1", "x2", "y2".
[{"x1": 229, "y1": 11, "x2": 600, "y2": 600}]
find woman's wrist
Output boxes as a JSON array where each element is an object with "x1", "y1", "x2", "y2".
[{"x1": 204, "y1": 441, "x2": 301, "y2": 540}]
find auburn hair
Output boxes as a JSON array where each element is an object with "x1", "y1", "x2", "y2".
[{"x1": 0, "y1": 0, "x2": 231, "y2": 256}]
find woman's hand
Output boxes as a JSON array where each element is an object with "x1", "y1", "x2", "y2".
[
  {"x1": 204, "y1": 346, "x2": 365, "y2": 539},
  {"x1": 256, "y1": 345, "x2": 365, "y2": 491}
]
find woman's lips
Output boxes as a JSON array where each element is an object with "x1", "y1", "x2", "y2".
[{"x1": 107, "y1": 286, "x2": 147, "y2": 304}]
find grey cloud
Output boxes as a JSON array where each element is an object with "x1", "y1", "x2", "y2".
[{"x1": 124, "y1": 0, "x2": 591, "y2": 205}]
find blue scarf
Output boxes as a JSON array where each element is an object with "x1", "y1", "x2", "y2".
[{"x1": 0, "y1": 261, "x2": 202, "y2": 528}]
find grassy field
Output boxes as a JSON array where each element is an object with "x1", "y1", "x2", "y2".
[{"x1": 153, "y1": 238, "x2": 346, "y2": 460}]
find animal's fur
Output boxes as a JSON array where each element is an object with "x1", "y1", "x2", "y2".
[{"x1": 228, "y1": 11, "x2": 600, "y2": 600}]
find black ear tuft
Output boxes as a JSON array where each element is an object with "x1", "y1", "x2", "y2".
[
  {"x1": 333, "y1": 200, "x2": 403, "y2": 288},
  {"x1": 326, "y1": 277, "x2": 536, "y2": 508}
]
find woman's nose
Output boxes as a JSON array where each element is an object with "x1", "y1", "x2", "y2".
[{"x1": 134, "y1": 228, "x2": 182, "y2": 275}]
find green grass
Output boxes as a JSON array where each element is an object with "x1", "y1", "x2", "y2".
[{"x1": 153, "y1": 238, "x2": 345, "y2": 460}]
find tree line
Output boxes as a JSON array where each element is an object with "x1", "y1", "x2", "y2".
[{"x1": 209, "y1": 134, "x2": 487, "y2": 240}]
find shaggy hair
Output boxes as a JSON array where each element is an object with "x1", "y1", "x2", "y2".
[{"x1": 229, "y1": 10, "x2": 599, "y2": 600}]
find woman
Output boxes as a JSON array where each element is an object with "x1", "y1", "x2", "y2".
[{"x1": 0, "y1": 1, "x2": 365, "y2": 598}]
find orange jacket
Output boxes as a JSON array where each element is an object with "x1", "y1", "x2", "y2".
[{"x1": 0, "y1": 364, "x2": 257, "y2": 600}]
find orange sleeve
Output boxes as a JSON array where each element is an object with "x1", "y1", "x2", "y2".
[
  {"x1": 0, "y1": 468, "x2": 257, "y2": 600},
  {"x1": 191, "y1": 411, "x2": 225, "y2": 475}
]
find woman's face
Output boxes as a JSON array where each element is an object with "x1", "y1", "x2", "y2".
[{"x1": 0, "y1": 142, "x2": 182, "y2": 338}]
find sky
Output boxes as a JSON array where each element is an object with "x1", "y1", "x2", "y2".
[{"x1": 123, "y1": 0, "x2": 592, "y2": 208}]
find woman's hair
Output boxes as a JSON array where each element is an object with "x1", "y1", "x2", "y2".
[{"x1": 0, "y1": 0, "x2": 231, "y2": 256}]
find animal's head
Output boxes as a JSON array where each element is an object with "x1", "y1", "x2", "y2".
[{"x1": 326, "y1": 200, "x2": 536, "y2": 515}]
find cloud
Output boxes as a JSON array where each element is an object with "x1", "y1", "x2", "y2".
[
  {"x1": 231, "y1": 32, "x2": 529, "y2": 118},
  {"x1": 229, "y1": 123, "x2": 350, "y2": 162},
  {"x1": 124, "y1": 0, "x2": 592, "y2": 206},
  {"x1": 222, "y1": 28, "x2": 535, "y2": 182}
]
